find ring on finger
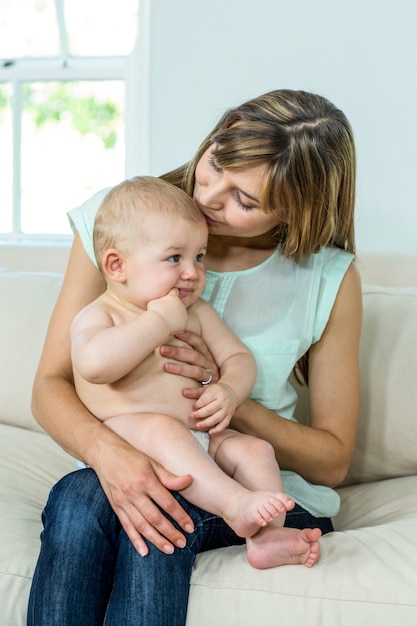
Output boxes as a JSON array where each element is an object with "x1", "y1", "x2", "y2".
[{"x1": 201, "y1": 369, "x2": 213, "y2": 385}]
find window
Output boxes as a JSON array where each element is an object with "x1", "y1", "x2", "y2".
[{"x1": 0, "y1": 0, "x2": 139, "y2": 239}]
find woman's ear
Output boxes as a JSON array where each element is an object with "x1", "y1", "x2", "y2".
[{"x1": 101, "y1": 248, "x2": 127, "y2": 283}]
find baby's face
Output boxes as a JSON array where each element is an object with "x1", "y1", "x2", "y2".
[{"x1": 123, "y1": 214, "x2": 208, "y2": 310}]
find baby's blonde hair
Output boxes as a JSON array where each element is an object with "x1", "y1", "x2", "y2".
[{"x1": 93, "y1": 176, "x2": 205, "y2": 272}]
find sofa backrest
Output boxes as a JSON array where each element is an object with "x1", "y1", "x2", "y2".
[
  {"x1": 0, "y1": 270, "x2": 64, "y2": 433},
  {"x1": 356, "y1": 253, "x2": 417, "y2": 287},
  {"x1": 343, "y1": 284, "x2": 417, "y2": 484}
]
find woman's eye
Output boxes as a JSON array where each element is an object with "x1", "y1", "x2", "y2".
[
  {"x1": 233, "y1": 191, "x2": 254, "y2": 211},
  {"x1": 208, "y1": 157, "x2": 222, "y2": 173},
  {"x1": 168, "y1": 254, "x2": 181, "y2": 263}
]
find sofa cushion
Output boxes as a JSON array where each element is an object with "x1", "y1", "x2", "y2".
[
  {"x1": 293, "y1": 284, "x2": 417, "y2": 485},
  {"x1": 187, "y1": 475, "x2": 417, "y2": 625},
  {"x1": 344, "y1": 285, "x2": 417, "y2": 484},
  {"x1": 0, "y1": 423, "x2": 74, "y2": 625},
  {"x1": 0, "y1": 270, "x2": 63, "y2": 432}
]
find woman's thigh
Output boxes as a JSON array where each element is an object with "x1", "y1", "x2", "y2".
[
  {"x1": 28, "y1": 469, "x2": 119, "y2": 625},
  {"x1": 28, "y1": 469, "x2": 332, "y2": 625},
  {"x1": 285, "y1": 503, "x2": 334, "y2": 534},
  {"x1": 28, "y1": 470, "x2": 242, "y2": 626}
]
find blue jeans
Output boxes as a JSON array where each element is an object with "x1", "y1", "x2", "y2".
[{"x1": 27, "y1": 469, "x2": 333, "y2": 626}]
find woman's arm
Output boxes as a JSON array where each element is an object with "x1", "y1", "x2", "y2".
[
  {"x1": 231, "y1": 263, "x2": 363, "y2": 487},
  {"x1": 32, "y1": 234, "x2": 194, "y2": 555}
]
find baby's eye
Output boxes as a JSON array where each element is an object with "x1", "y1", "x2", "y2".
[
  {"x1": 195, "y1": 253, "x2": 205, "y2": 263},
  {"x1": 168, "y1": 254, "x2": 181, "y2": 263}
]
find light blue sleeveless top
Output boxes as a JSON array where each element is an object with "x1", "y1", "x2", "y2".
[{"x1": 69, "y1": 189, "x2": 353, "y2": 517}]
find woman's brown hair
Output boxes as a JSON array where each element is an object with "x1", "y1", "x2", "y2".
[{"x1": 162, "y1": 89, "x2": 357, "y2": 382}]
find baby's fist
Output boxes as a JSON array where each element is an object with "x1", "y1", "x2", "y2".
[{"x1": 148, "y1": 289, "x2": 187, "y2": 334}]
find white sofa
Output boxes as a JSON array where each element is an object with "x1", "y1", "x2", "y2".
[{"x1": 1, "y1": 248, "x2": 417, "y2": 626}]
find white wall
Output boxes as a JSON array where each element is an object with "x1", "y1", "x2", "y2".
[{"x1": 136, "y1": 0, "x2": 417, "y2": 256}]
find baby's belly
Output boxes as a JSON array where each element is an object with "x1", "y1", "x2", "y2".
[{"x1": 81, "y1": 370, "x2": 199, "y2": 429}]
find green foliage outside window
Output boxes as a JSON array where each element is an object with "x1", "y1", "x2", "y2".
[
  {"x1": 0, "y1": 82, "x2": 121, "y2": 149},
  {"x1": 0, "y1": 85, "x2": 8, "y2": 110}
]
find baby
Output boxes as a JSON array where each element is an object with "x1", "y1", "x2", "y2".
[{"x1": 71, "y1": 176, "x2": 321, "y2": 568}]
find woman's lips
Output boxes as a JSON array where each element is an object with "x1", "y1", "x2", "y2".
[
  {"x1": 202, "y1": 212, "x2": 219, "y2": 225},
  {"x1": 196, "y1": 201, "x2": 219, "y2": 225}
]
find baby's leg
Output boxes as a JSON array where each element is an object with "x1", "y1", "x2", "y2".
[
  {"x1": 105, "y1": 413, "x2": 291, "y2": 538},
  {"x1": 209, "y1": 429, "x2": 291, "y2": 526},
  {"x1": 210, "y1": 430, "x2": 322, "y2": 569},
  {"x1": 209, "y1": 430, "x2": 285, "y2": 492}
]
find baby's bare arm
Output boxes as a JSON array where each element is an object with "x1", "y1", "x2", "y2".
[{"x1": 71, "y1": 295, "x2": 181, "y2": 384}]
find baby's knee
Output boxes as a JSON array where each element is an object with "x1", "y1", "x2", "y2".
[
  {"x1": 145, "y1": 412, "x2": 185, "y2": 433},
  {"x1": 245, "y1": 436, "x2": 276, "y2": 462}
]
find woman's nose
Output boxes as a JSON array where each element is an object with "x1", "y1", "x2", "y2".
[{"x1": 198, "y1": 181, "x2": 224, "y2": 211}]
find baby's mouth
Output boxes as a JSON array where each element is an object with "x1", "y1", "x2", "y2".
[{"x1": 178, "y1": 288, "x2": 192, "y2": 298}]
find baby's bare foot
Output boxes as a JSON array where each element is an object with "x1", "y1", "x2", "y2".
[
  {"x1": 224, "y1": 491, "x2": 295, "y2": 538},
  {"x1": 246, "y1": 526, "x2": 322, "y2": 570}
]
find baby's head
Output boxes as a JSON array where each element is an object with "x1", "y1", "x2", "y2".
[{"x1": 93, "y1": 176, "x2": 207, "y2": 273}]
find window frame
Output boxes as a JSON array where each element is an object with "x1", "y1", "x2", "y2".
[
  {"x1": 0, "y1": 0, "x2": 148, "y2": 243},
  {"x1": 0, "y1": 57, "x2": 129, "y2": 240}
]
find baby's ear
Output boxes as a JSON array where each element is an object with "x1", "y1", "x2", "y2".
[{"x1": 101, "y1": 248, "x2": 127, "y2": 282}]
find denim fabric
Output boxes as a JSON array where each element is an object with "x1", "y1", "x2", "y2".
[{"x1": 27, "y1": 468, "x2": 333, "y2": 626}]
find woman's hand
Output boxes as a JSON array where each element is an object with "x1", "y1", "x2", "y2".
[
  {"x1": 160, "y1": 330, "x2": 220, "y2": 399},
  {"x1": 95, "y1": 438, "x2": 195, "y2": 556}
]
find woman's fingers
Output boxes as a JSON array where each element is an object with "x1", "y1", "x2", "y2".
[
  {"x1": 98, "y1": 452, "x2": 194, "y2": 555},
  {"x1": 109, "y1": 484, "x2": 192, "y2": 555},
  {"x1": 117, "y1": 494, "x2": 186, "y2": 557},
  {"x1": 161, "y1": 342, "x2": 219, "y2": 383},
  {"x1": 174, "y1": 330, "x2": 212, "y2": 357}
]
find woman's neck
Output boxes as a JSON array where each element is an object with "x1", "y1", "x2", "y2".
[{"x1": 206, "y1": 231, "x2": 277, "y2": 272}]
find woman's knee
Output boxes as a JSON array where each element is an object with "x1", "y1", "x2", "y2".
[{"x1": 44, "y1": 468, "x2": 117, "y2": 543}]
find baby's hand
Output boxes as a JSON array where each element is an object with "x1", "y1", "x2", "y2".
[
  {"x1": 191, "y1": 383, "x2": 237, "y2": 435},
  {"x1": 148, "y1": 289, "x2": 188, "y2": 334}
]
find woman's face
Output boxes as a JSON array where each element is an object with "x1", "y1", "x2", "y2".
[{"x1": 193, "y1": 146, "x2": 282, "y2": 239}]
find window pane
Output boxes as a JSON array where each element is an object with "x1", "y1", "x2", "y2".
[
  {"x1": 0, "y1": 0, "x2": 59, "y2": 59},
  {"x1": 0, "y1": 83, "x2": 12, "y2": 233},
  {"x1": 21, "y1": 81, "x2": 125, "y2": 235},
  {"x1": 64, "y1": 0, "x2": 138, "y2": 56}
]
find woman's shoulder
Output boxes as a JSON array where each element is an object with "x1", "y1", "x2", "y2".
[
  {"x1": 68, "y1": 187, "x2": 112, "y2": 232},
  {"x1": 274, "y1": 246, "x2": 353, "y2": 282},
  {"x1": 67, "y1": 187, "x2": 112, "y2": 266},
  {"x1": 297, "y1": 246, "x2": 354, "y2": 280},
  {"x1": 320, "y1": 245, "x2": 354, "y2": 265}
]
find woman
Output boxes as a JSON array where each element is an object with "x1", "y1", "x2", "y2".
[{"x1": 28, "y1": 89, "x2": 362, "y2": 625}]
